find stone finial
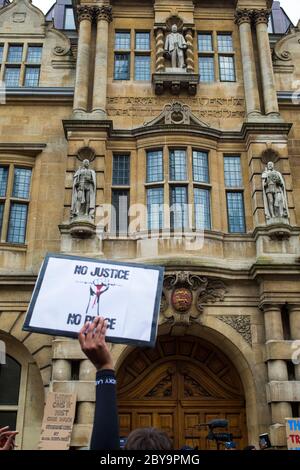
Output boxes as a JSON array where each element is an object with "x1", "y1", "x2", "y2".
[
  {"x1": 77, "y1": 5, "x2": 94, "y2": 23},
  {"x1": 234, "y1": 9, "x2": 252, "y2": 26},
  {"x1": 94, "y1": 5, "x2": 113, "y2": 23},
  {"x1": 253, "y1": 9, "x2": 271, "y2": 26}
]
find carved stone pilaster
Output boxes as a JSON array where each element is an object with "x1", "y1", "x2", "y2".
[
  {"x1": 234, "y1": 9, "x2": 252, "y2": 26},
  {"x1": 217, "y1": 315, "x2": 252, "y2": 345},
  {"x1": 94, "y1": 5, "x2": 113, "y2": 23},
  {"x1": 185, "y1": 28, "x2": 195, "y2": 73},
  {"x1": 77, "y1": 5, "x2": 94, "y2": 22},
  {"x1": 253, "y1": 9, "x2": 271, "y2": 26},
  {"x1": 154, "y1": 27, "x2": 165, "y2": 72}
]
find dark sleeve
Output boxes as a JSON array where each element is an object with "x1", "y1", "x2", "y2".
[{"x1": 90, "y1": 369, "x2": 120, "y2": 450}]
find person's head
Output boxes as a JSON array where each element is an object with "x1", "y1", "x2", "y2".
[
  {"x1": 267, "y1": 161, "x2": 274, "y2": 171},
  {"x1": 83, "y1": 159, "x2": 90, "y2": 168},
  {"x1": 171, "y1": 24, "x2": 177, "y2": 33},
  {"x1": 125, "y1": 427, "x2": 173, "y2": 450},
  {"x1": 243, "y1": 445, "x2": 256, "y2": 451}
]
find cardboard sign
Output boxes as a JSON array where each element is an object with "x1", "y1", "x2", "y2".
[
  {"x1": 38, "y1": 392, "x2": 76, "y2": 450},
  {"x1": 286, "y1": 418, "x2": 300, "y2": 450},
  {"x1": 23, "y1": 253, "x2": 164, "y2": 347}
]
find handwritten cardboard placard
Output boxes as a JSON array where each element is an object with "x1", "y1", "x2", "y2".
[
  {"x1": 38, "y1": 392, "x2": 76, "y2": 450},
  {"x1": 23, "y1": 253, "x2": 164, "y2": 347}
]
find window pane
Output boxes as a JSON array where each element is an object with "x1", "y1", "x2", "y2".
[
  {"x1": 218, "y1": 34, "x2": 233, "y2": 52},
  {"x1": 135, "y1": 32, "x2": 150, "y2": 50},
  {"x1": 7, "y1": 203, "x2": 28, "y2": 243},
  {"x1": 224, "y1": 156, "x2": 242, "y2": 187},
  {"x1": 0, "y1": 355, "x2": 21, "y2": 405},
  {"x1": 193, "y1": 151, "x2": 209, "y2": 183},
  {"x1": 64, "y1": 7, "x2": 76, "y2": 30},
  {"x1": 24, "y1": 66, "x2": 40, "y2": 87},
  {"x1": 111, "y1": 190, "x2": 129, "y2": 235},
  {"x1": 146, "y1": 150, "x2": 163, "y2": 183},
  {"x1": 4, "y1": 67, "x2": 20, "y2": 87},
  {"x1": 114, "y1": 54, "x2": 130, "y2": 80},
  {"x1": 0, "y1": 45, "x2": 4, "y2": 64},
  {"x1": 27, "y1": 46, "x2": 43, "y2": 63},
  {"x1": 170, "y1": 186, "x2": 188, "y2": 229},
  {"x1": 7, "y1": 45, "x2": 23, "y2": 63},
  {"x1": 219, "y1": 55, "x2": 235, "y2": 81},
  {"x1": 227, "y1": 192, "x2": 245, "y2": 233},
  {"x1": 0, "y1": 411, "x2": 18, "y2": 430},
  {"x1": 0, "y1": 166, "x2": 8, "y2": 197},
  {"x1": 147, "y1": 187, "x2": 164, "y2": 230},
  {"x1": 169, "y1": 150, "x2": 187, "y2": 181},
  {"x1": 199, "y1": 56, "x2": 215, "y2": 82},
  {"x1": 194, "y1": 188, "x2": 211, "y2": 230},
  {"x1": 112, "y1": 155, "x2": 130, "y2": 185},
  {"x1": 12, "y1": 168, "x2": 32, "y2": 199},
  {"x1": 0, "y1": 202, "x2": 4, "y2": 234},
  {"x1": 135, "y1": 55, "x2": 150, "y2": 81},
  {"x1": 198, "y1": 33, "x2": 213, "y2": 52},
  {"x1": 115, "y1": 32, "x2": 131, "y2": 50}
]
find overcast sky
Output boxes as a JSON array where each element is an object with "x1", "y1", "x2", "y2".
[{"x1": 33, "y1": 0, "x2": 300, "y2": 24}]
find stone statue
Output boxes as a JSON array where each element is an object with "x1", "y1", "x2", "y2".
[
  {"x1": 262, "y1": 161, "x2": 289, "y2": 221},
  {"x1": 71, "y1": 159, "x2": 96, "y2": 219},
  {"x1": 164, "y1": 24, "x2": 187, "y2": 69}
]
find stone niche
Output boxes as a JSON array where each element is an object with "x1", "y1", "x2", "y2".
[{"x1": 153, "y1": 15, "x2": 199, "y2": 96}]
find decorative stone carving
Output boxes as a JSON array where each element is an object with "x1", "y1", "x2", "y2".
[
  {"x1": 164, "y1": 24, "x2": 187, "y2": 70},
  {"x1": 234, "y1": 9, "x2": 252, "y2": 26},
  {"x1": 262, "y1": 161, "x2": 289, "y2": 222},
  {"x1": 77, "y1": 5, "x2": 94, "y2": 22},
  {"x1": 155, "y1": 27, "x2": 165, "y2": 72},
  {"x1": 184, "y1": 28, "x2": 195, "y2": 73},
  {"x1": 77, "y1": 146, "x2": 96, "y2": 162},
  {"x1": 217, "y1": 315, "x2": 252, "y2": 345},
  {"x1": 252, "y1": 9, "x2": 271, "y2": 26},
  {"x1": 71, "y1": 159, "x2": 96, "y2": 220},
  {"x1": 161, "y1": 271, "x2": 227, "y2": 325},
  {"x1": 94, "y1": 5, "x2": 113, "y2": 23},
  {"x1": 143, "y1": 102, "x2": 210, "y2": 128}
]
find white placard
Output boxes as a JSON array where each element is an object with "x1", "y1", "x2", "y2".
[{"x1": 23, "y1": 253, "x2": 164, "y2": 347}]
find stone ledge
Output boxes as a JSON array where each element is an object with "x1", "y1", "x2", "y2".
[
  {"x1": 152, "y1": 72, "x2": 199, "y2": 95},
  {"x1": 53, "y1": 339, "x2": 86, "y2": 360},
  {"x1": 52, "y1": 381, "x2": 96, "y2": 402},
  {"x1": 266, "y1": 381, "x2": 300, "y2": 403},
  {"x1": 264, "y1": 340, "x2": 295, "y2": 361}
]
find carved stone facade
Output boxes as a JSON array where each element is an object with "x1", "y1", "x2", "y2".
[{"x1": 0, "y1": 0, "x2": 300, "y2": 452}]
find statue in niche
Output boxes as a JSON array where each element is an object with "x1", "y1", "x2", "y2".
[
  {"x1": 164, "y1": 24, "x2": 187, "y2": 69},
  {"x1": 262, "y1": 161, "x2": 289, "y2": 221},
  {"x1": 71, "y1": 159, "x2": 96, "y2": 220}
]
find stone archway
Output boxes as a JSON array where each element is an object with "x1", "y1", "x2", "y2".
[{"x1": 116, "y1": 335, "x2": 248, "y2": 449}]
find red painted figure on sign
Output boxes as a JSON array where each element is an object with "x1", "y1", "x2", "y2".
[{"x1": 86, "y1": 280, "x2": 110, "y2": 316}]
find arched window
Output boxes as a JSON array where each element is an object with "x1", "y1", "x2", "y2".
[{"x1": 0, "y1": 354, "x2": 21, "y2": 429}]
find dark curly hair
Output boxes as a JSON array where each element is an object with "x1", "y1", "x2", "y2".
[{"x1": 125, "y1": 427, "x2": 173, "y2": 450}]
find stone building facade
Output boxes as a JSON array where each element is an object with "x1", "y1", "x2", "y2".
[{"x1": 0, "y1": 0, "x2": 299, "y2": 450}]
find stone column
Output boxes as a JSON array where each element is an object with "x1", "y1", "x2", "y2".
[
  {"x1": 73, "y1": 6, "x2": 93, "y2": 115},
  {"x1": 289, "y1": 305, "x2": 300, "y2": 382},
  {"x1": 92, "y1": 5, "x2": 113, "y2": 117},
  {"x1": 77, "y1": 359, "x2": 96, "y2": 426},
  {"x1": 253, "y1": 9, "x2": 280, "y2": 117},
  {"x1": 263, "y1": 304, "x2": 292, "y2": 432},
  {"x1": 52, "y1": 359, "x2": 71, "y2": 381},
  {"x1": 155, "y1": 27, "x2": 165, "y2": 72},
  {"x1": 234, "y1": 9, "x2": 261, "y2": 119},
  {"x1": 185, "y1": 28, "x2": 195, "y2": 73}
]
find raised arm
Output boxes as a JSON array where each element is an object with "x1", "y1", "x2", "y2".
[{"x1": 78, "y1": 317, "x2": 120, "y2": 450}]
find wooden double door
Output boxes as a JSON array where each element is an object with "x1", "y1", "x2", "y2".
[{"x1": 117, "y1": 336, "x2": 247, "y2": 449}]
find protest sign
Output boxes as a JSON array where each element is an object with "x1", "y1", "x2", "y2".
[
  {"x1": 23, "y1": 253, "x2": 164, "y2": 347},
  {"x1": 38, "y1": 392, "x2": 76, "y2": 450},
  {"x1": 286, "y1": 418, "x2": 300, "y2": 450}
]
